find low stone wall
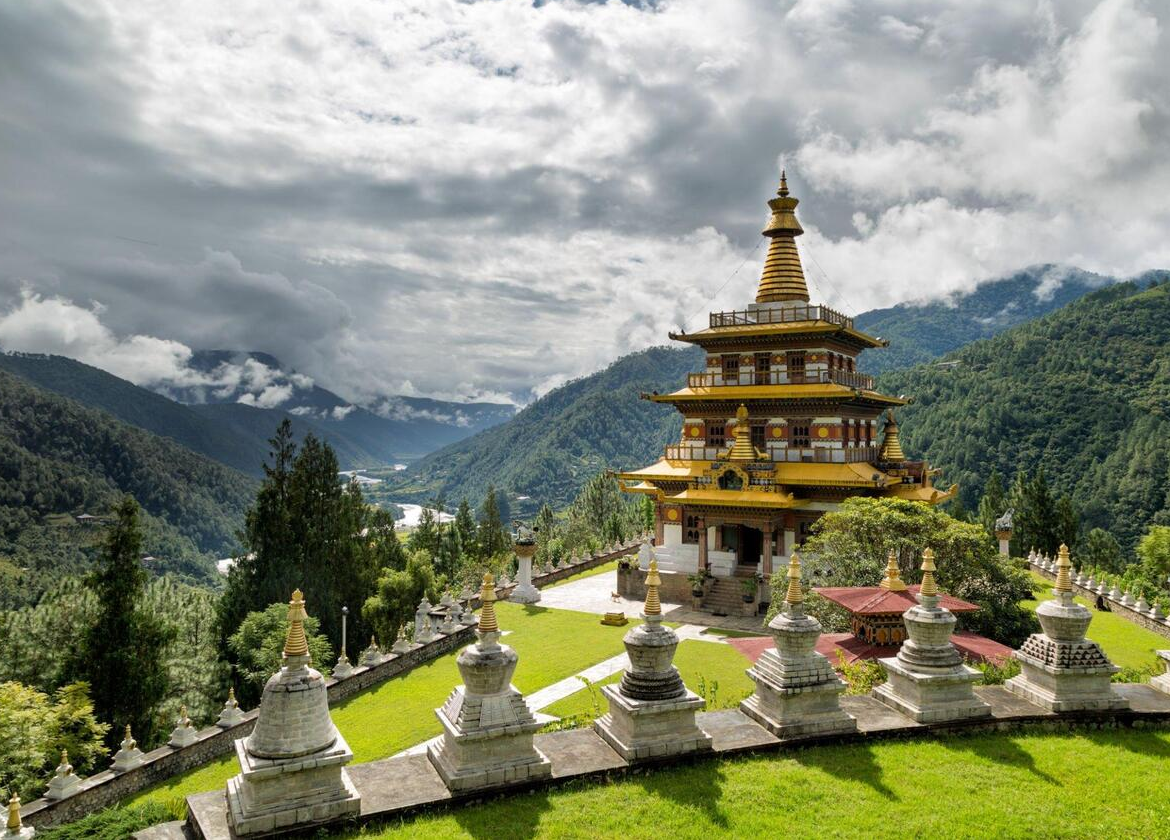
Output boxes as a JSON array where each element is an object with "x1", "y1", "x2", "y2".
[
  {"x1": 1029, "y1": 561, "x2": 1170, "y2": 641},
  {"x1": 617, "y1": 566, "x2": 695, "y2": 604},
  {"x1": 23, "y1": 624, "x2": 475, "y2": 828},
  {"x1": 532, "y1": 540, "x2": 639, "y2": 589}
]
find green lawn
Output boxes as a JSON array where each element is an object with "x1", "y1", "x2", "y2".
[
  {"x1": 127, "y1": 602, "x2": 631, "y2": 807},
  {"x1": 333, "y1": 728, "x2": 1170, "y2": 839},
  {"x1": 1024, "y1": 573, "x2": 1166, "y2": 671},
  {"x1": 544, "y1": 639, "x2": 755, "y2": 720}
]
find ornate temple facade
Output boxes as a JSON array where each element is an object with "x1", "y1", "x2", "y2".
[{"x1": 616, "y1": 174, "x2": 954, "y2": 594}]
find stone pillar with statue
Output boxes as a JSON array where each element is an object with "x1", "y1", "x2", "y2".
[
  {"x1": 740, "y1": 552, "x2": 856, "y2": 737},
  {"x1": 994, "y1": 509, "x2": 1013, "y2": 558},
  {"x1": 509, "y1": 521, "x2": 542, "y2": 604},
  {"x1": 593, "y1": 559, "x2": 713, "y2": 761}
]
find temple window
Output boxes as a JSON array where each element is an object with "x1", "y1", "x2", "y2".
[
  {"x1": 705, "y1": 419, "x2": 726, "y2": 448},
  {"x1": 789, "y1": 419, "x2": 811, "y2": 448},
  {"x1": 683, "y1": 513, "x2": 701, "y2": 544},
  {"x1": 750, "y1": 419, "x2": 767, "y2": 450},
  {"x1": 754, "y1": 353, "x2": 771, "y2": 384},
  {"x1": 786, "y1": 351, "x2": 806, "y2": 382},
  {"x1": 721, "y1": 354, "x2": 739, "y2": 384}
]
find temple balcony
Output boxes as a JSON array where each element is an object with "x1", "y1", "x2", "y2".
[
  {"x1": 708, "y1": 303, "x2": 854, "y2": 330},
  {"x1": 664, "y1": 444, "x2": 882, "y2": 464},
  {"x1": 686, "y1": 369, "x2": 875, "y2": 390}
]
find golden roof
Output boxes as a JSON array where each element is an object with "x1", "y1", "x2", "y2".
[
  {"x1": 284, "y1": 589, "x2": 310, "y2": 659},
  {"x1": 670, "y1": 319, "x2": 887, "y2": 349},
  {"x1": 887, "y1": 482, "x2": 958, "y2": 504},
  {"x1": 616, "y1": 459, "x2": 897, "y2": 489},
  {"x1": 757, "y1": 172, "x2": 809, "y2": 304},
  {"x1": 879, "y1": 410, "x2": 905, "y2": 461},
  {"x1": 647, "y1": 383, "x2": 907, "y2": 405},
  {"x1": 666, "y1": 487, "x2": 798, "y2": 509},
  {"x1": 879, "y1": 551, "x2": 908, "y2": 591}
]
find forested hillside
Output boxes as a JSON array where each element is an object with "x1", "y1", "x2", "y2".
[
  {"x1": 0, "y1": 369, "x2": 255, "y2": 604},
  {"x1": 882, "y1": 279, "x2": 1170, "y2": 551},
  {"x1": 384, "y1": 347, "x2": 704, "y2": 511}
]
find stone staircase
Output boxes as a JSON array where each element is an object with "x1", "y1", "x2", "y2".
[{"x1": 702, "y1": 577, "x2": 748, "y2": 616}]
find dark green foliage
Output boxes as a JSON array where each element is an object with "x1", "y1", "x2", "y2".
[
  {"x1": 0, "y1": 367, "x2": 254, "y2": 602},
  {"x1": 227, "y1": 603, "x2": 333, "y2": 706},
  {"x1": 362, "y1": 549, "x2": 440, "y2": 645},
  {"x1": 976, "y1": 468, "x2": 1007, "y2": 539},
  {"x1": 881, "y1": 280, "x2": 1170, "y2": 552},
  {"x1": 1080, "y1": 527, "x2": 1124, "y2": 574},
  {"x1": 35, "y1": 803, "x2": 181, "y2": 840},
  {"x1": 217, "y1": 421, "x2": 392, "y2": 663},
  {"x1": 74, "y1": 498, "x2": 175, "y2": 747},
  {"x1": 477, "y1": 486, "x2": 510, "y2": 559}
]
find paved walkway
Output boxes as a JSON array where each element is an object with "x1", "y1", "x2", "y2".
[{"x1": 537, "y1": 566, "x2": 770, "y2": 633}]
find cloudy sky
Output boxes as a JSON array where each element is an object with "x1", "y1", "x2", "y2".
[{"x1": 1, "y1": 0, "x2": 1167, "y2": 407}]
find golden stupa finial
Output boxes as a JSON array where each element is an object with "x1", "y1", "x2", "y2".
[
  {"x1": 785, "y1": 551, "x2": 804, "y2": 605},
  {"x1": 919, "y1": 548, "x2": 938, "y2": 598},
  {"x1": 283, "y1": 588, "x2": 310, "y2": 659},
  {"x1": 756, "y1": 168, "x2": 808, "y2": 304},
  {"x1": 7, "y1": 793, "x2": 22, "y2": 833},
  {"x1": 56, "y1": 748, "x2": 73, "y2": 777},
  {"x1": 879, "y1": 551, "x2": 908, "y2": 591},
  {"x1": 478, "y1": 573, "x2": 499, "y2": 634},
  {"x1": 644, "y1": 558, "x2": 662, "y2": 616},
  {"x1": 1054, "y1": 543, "x2": 1072, "y2": 594},
  {"x1": 123, "y1": 724, "x2": 135, "y2": 748},
  {"x1": 728, "y1": 404, "x2": 758, "y2": 461},
  {"x1": 879, "y1": 409, "x2": 906, "y2": 462}
]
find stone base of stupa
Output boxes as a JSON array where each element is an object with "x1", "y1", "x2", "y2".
[
  {"x1": 426, "y1": 686, "x2": 551, "y2": 792},
  {"x1": 874, "y1": 658, "x2": 991, "y2": 724},
  {"x1": 509, "y1": 582, "x2": 541, "y2": 605},
  {"x1": 593, "y1": 685, "x2": 712, "y2": 762},
  {"x1": 741, "y1": 651, "x2": 856, "y2": 738},
  {"x1": 1005, "y1": 637, "x2": 1127, "y2": 712},
  {"x1": 226, "y1": 732, "x2": 361, "y2": 836}
]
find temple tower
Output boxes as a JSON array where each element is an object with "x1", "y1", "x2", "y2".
[{"x1": 616, "y1": 171, "x2": 954, "y2": 610}]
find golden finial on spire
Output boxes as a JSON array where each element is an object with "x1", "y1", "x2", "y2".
[
  {"x1": 478, "y1": 573, "x2": 499, "y2": 634},
  {"x1": 283, "y1": 589, "x2": 310, "y2": 659},
  {"x1": 644, "y1": 558, "x2": 662, "y2": 616},
  {"x1": 785, "y1": 551, "x2": 804, "y2": 605},
  {"x1": 7, "y1": 793, "x2": 22, "y2": 832},
  {"x1": 879, "y1": 551, "x2": 908, "y2": 591},
  {"x1": 757, "y1": 168, "x2": 808, "y2": 304},
  {"x1": 56, "y1": 748, "x2": 73, "y2": 776},
  {"x1": 879, "y1": 409, "x2": 906, "y2": 462},
  {"x1": 919, "y1": 548, "x2": 938, "y2": 598},
  {"x1": 1054, "y1": 543, "x2": 1072, "y2": 594},
  {"x1": 123, "y1": 724, "x2": 135, "y2": 748},
  {"x1": 727, "y1": 404, "x2": 760, "y2": 461}
]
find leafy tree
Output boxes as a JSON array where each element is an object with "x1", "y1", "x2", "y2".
[
  {"x1": 362, "y1": 549, "x2": 440, "y2": 644},
  {"x1": 1138, "y1": 526, "x2": 1170, "y2": 583},
  {"x1": 802, "y1": 497, "x2": 1039, "y2": 647},
  {"x1": 1079, "y1": 528, "x2": 1124, "y2": 574},
  {"x1": 477, "y1": 486, "x2": 510, "y2": 559},
  {"x1": 74, "y1": 497, "x2": 175, "y2": 747},
  {"x1": 228, "y1": 602, "x2": 333, "y2": 707},
  {"x1": 0, "y1": 681, "x2": 108, "y2": 801}
]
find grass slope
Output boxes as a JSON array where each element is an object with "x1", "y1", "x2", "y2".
[
  {"x1": 337, "y1": 728, "x2": 1170, "y2": 839},
  {"x1": 1024, "y1": 573, "x2": 1165, "y2": 671},
  {"x1": 128, "y1": 603, "x2": 632, "y2": 807}
]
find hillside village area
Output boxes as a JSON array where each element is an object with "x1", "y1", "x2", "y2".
[{"x1": 3, "y1": 2, "x2": 1170, "y2": 839}]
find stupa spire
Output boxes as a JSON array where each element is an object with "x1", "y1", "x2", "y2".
[
  {"x1": 644, "y1": 559, "x2": 663, "y2": 617},
  {"x1": 919, "y1": 549, "x2": 938, "y2": 599},
  {"x1": 284, "y1": 589, "x2": 310, "y2": 662},
  {"x1": 785, "y1": 552, "x2": 804, "y2": 605},
  {"x1": 478, "y1": 573, "x2": 499, "y2": 635},
  {"x1": 1054, "y1": 543, "x2": 1072, "y2": 595},
  {"x1": 756, "y1": 169, "x2": 809, "y2": 304},
  {"x1": 727, "y1": 404, "x2": 761, "y2": 461},
  {"x1": 879, "y1": 551, "x2": 908, "y2": 591},
  {"x1": 879, "y1": 410, "x2": 906, "y2": 462}
]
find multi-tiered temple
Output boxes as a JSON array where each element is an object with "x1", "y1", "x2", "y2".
[{"x1": 617, "y1": 174, "x2": 954, "y2": 601}]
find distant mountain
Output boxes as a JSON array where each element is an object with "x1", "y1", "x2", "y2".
[
  {"x1": 855, "y1": 266, "x2": 1113, "y2": 374},
  {"x1": 175, "y1": 350, "x2": 515, "y2": 462},
  {"x1": 392, "y1": 266, "x2": 1156, "y2": 511},
  {"x1": 0, "y1": 368, "x2": 256, "y2": 604},
  {"x1": 882, "y1": 276, "x2": 1170, "y2": 551}
]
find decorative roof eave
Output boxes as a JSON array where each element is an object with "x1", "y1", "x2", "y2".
[
  {"x1": 664, "y1": 487, "x2": 799, "y2": 509},
  {"x1": 815, "y1": 584, "x2": 979, "y2": 615},
  {"x1": 644, "y1": 385, "x2": 908, "y2": 406},
  {"x1": 617, "y1": 479, "x2": 664, "y2": 497},
  {"x1": 886, "y1": 482, "x2": 959, "y2": 505},
  {"x1": 668, "y1": 322, "x2": 886, "y2": 349}
]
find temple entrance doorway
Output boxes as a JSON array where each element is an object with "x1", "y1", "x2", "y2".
[{"x1": 738, "y1": 526, "x2": 762, "y2": 573}]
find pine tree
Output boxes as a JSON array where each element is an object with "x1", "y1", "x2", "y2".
[
  {"x1": 977, "y1": 468, "x2": 1007, "y2": 538},
  {"x1": 454, "y1": 498, "x2": 478, "y2": 561},
  {"x1": 477, "y1": 486, "x2": 510, "y2": 559},
  {"x1": 1080, "y1": 527, "x2": 1123, "y2": 574},
  {"x1": 409, "y1": 507, "x2": 441, "y2": 557},
  {"x1": 75, "y1": 497, "x2": 175, "y2": 747},
  {"x1": 1055, "y1": 495, "x2": 1081, "y2": 550}
]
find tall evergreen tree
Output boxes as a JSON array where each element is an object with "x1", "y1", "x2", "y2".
[
  {"x1": 454, "y1": 498, "x2": 478, "y2": 560},
  {"x1": 1055, "y1": 495, "x2": 1081, "y2": 550},
  {"x1": 477, "y1": 485, "x2": 510, "y2": 559},
  {"x1": 75, "y1": 497, "x2": 175, "y2": 747},
  {"x1": 977, "y1": 468, "x2": 1007, "y2": 538}
]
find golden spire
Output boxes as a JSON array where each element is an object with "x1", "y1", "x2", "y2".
[
  {"x1": 728, "y1": 404, "x2": 759, "y2": 461},
  {"x1": 879, "y1": 410, "x2": 905, "y2": 462},
  {"x1": 284, "y1": 589, "x2": 310, "y2": 659},
  {"x1": 7, "y1": 793, "x2": 22, "y2": 833},
  {"x1": 756, "y1": 169, "x2": 809, "y2": 304},
  {"x1": 919, "y1": 548, "x2": 938, "y2": 597},
  {"x1": 122, "y1": 724, "x2": 135, "y2": 748},
  {"x1": 644, "y1": 558, "x2": 662, "y2": 616},
  {"x1": 1054, "y1": 543, "x2": 1072, "y2": 594},
  {"x1": 785, "y1": 551, "x2": 804, "y2": 605},
  {"x1": 478, "y1": 573, "x2": 499, "y2": 634},
  {"x1": 56, "y1": 749, "x2": 73, "y2": 776},
  {"x1": 879, "y1": 551, "x2": 908, "y2": 591}
]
